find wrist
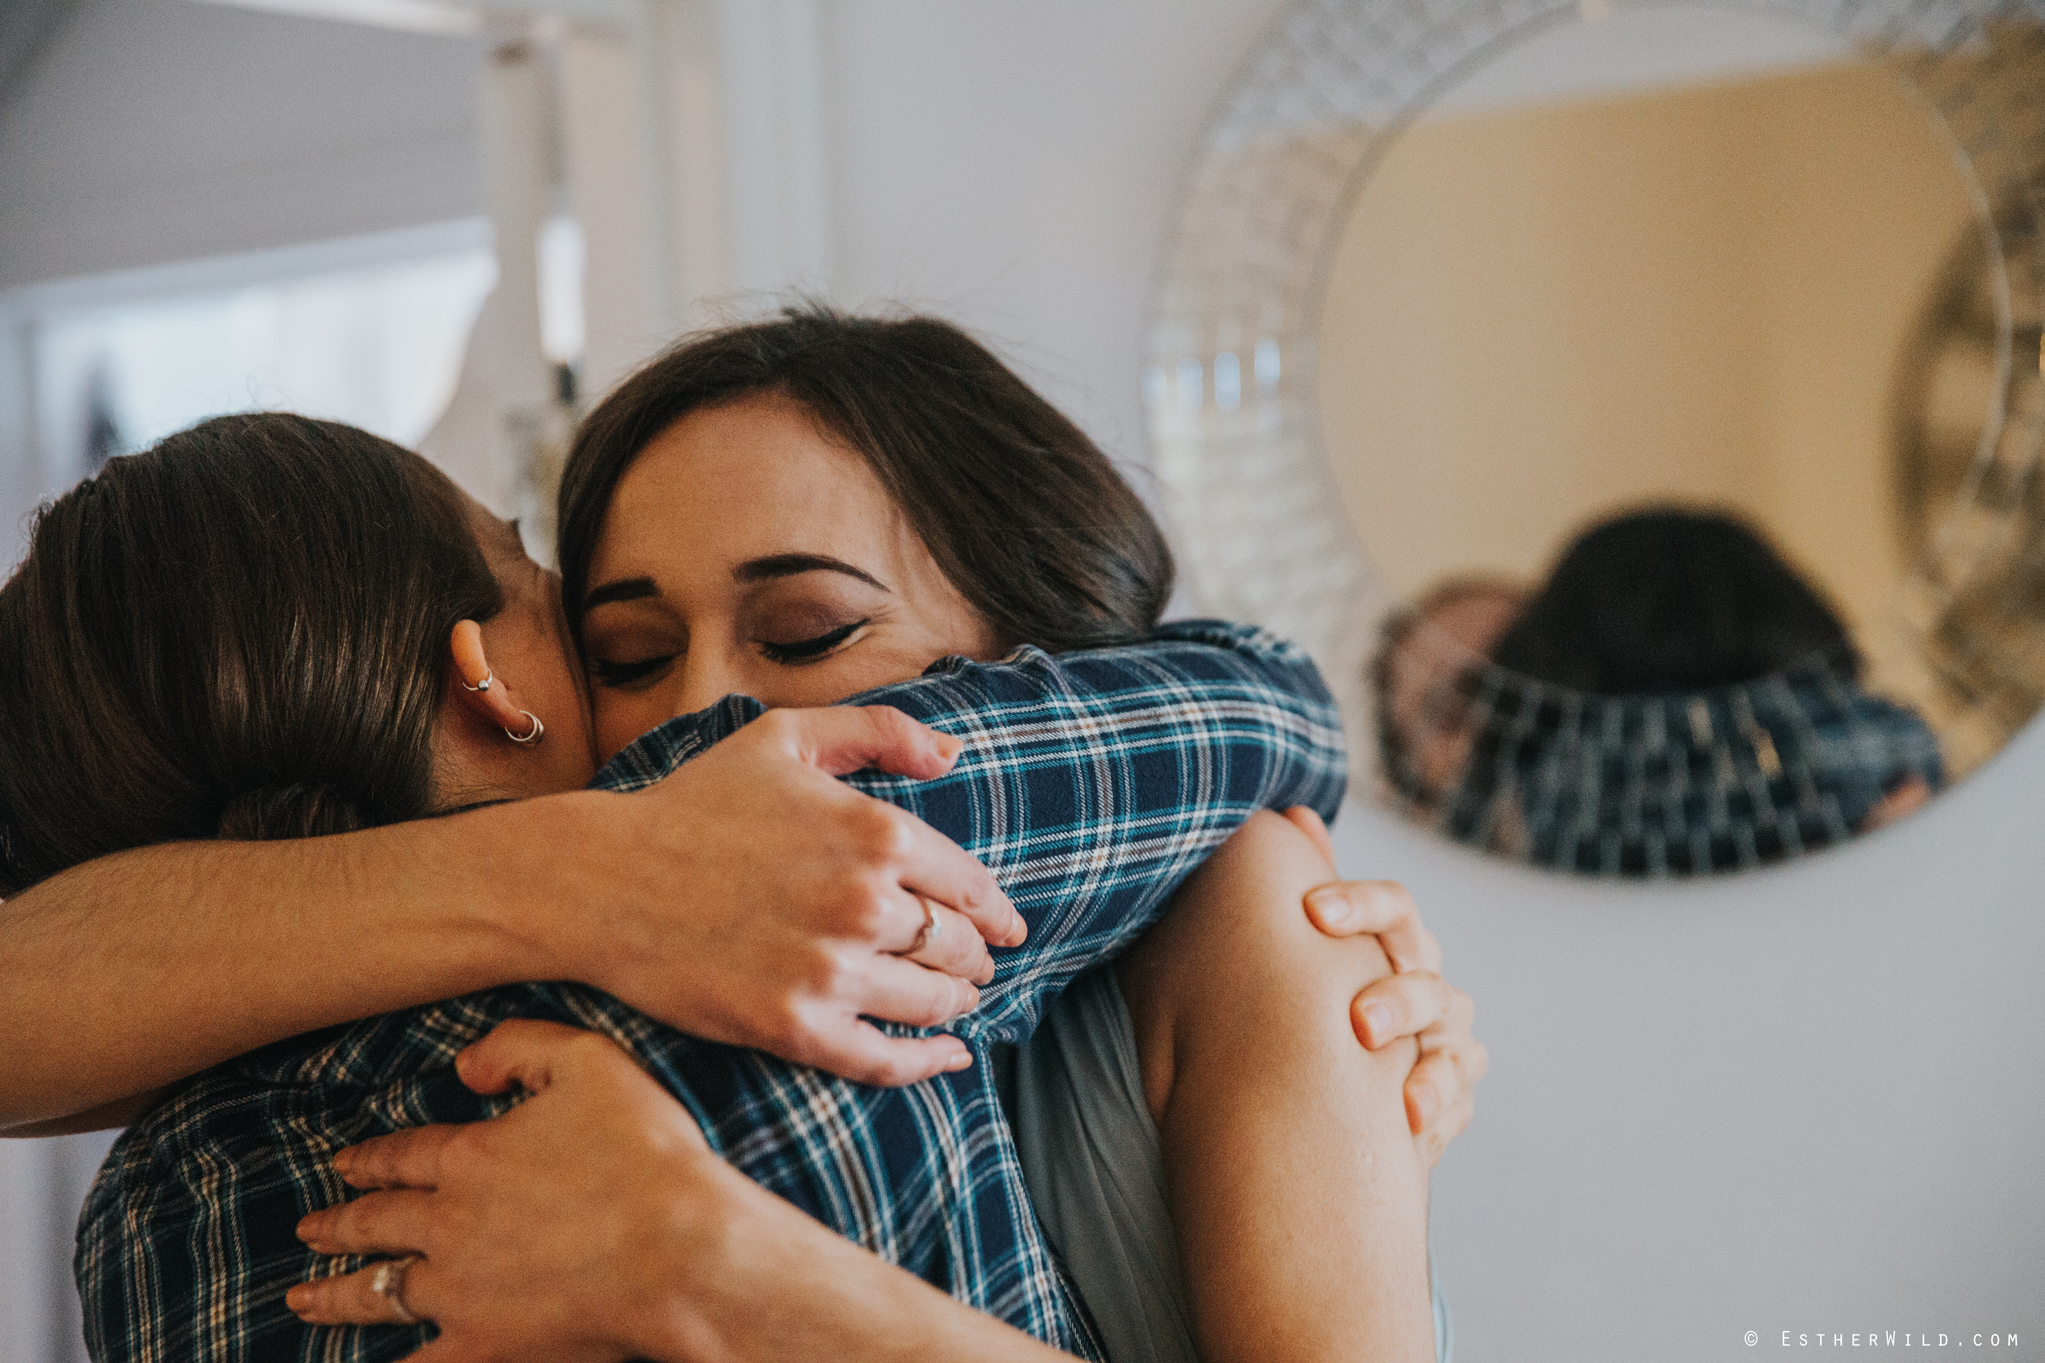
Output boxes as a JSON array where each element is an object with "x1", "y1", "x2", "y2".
[
  {"x1": 622, "y1": 1156, "x2": 770, "y2": 1362},
  {"x1": 443, "y1": 789, "x2": 615, "y2": 989}
]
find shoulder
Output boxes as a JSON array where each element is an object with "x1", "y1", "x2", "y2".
[
  {"x1": 84, "y1": 982, "x2": 648, "y2": 1225},
  {"x1": 851, "y1": 619, "x2": 1335, "y2": 726},
  {"x1": 78, "y1": 982, "x2": 668, "y2": 1362}
]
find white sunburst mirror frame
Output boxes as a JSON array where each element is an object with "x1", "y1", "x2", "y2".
[{"x1": 1145, "y1": 0, "x2": 2045, "y2": 813}]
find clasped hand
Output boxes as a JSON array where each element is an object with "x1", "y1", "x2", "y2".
[{"x1": 539, "y1": 705, "x2": 1024, "y2": 1087}]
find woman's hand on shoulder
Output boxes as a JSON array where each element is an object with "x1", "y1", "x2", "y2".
[
  {"x1": 290, "y1": 1020, "x2": 700, "y2": 1361},
  {"x1": 535, "y1": 706, "x2": 1026, "y2": 1087},
  {"x1": 1282, "y1": 807, "x2": 1488, "y2": 1170}
]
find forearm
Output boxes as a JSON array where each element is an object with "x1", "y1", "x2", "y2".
[
  {"x1": 640, "y1": 1165, "x2": 1078, "y2": 1363},
  {"x1": 0, "y1": 793, "x2": 605, "y2": 1131}
]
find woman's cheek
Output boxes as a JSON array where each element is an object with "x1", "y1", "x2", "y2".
[{"x1": 593, "y1": 693, "x2": 661, "y2": 764}]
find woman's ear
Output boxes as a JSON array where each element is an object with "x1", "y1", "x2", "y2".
[{"x1": 446, "y1": 620, "x2": 530, "y2": 734}]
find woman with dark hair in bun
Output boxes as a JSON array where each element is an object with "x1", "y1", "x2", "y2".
[{"x1": 2, "y1": 311, "x2": 1480, "y2": 1363}]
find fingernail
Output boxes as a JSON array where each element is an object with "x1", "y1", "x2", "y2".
[
  {"x1": 947, "y1": 1049, "x2": 974, "y2": 1071},
  {"x1": 1409, "y1": 1086, "x2": 1437, "y2": 1132},
  {"x1": 285, "y1": 1285, "x2": 308, "y2": 1311},
  {"x1": 1008, "y1": 910, "x2": 1028, "y2": 945},
  {"x1": 957, "y1": 985, "x2": 981, "y2": 1016},
  {"x1": 1307, "y1": 887, "x2": 1352, "y2": 928},
  {"x1": 331, "y1": 1149, "x2": 354, "y2": 1174},
  {"x1": 1360, "y1": 1001, "x2": 1393, "y2": 1047}
]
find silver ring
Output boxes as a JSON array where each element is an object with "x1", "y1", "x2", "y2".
[
  {"x1": 910, "y1": 897, "x2": 942, "y2": 954},
  {"x1": 370, "y1": 1254, "x2": 421, "y2": 1326},
  {"x1": 461, "y1": 668, "x2": 493, "y2": 693},
  {"x1": 505, "y1": 710, "x2": 544, "y2": 745}
]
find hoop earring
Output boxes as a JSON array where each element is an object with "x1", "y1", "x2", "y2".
[
  {"x1": 505, "y1": 711, "x2": 544, "y2": 745},
  {"x1": 462, "y1": 668, "x2": 494, "y2": 693}
]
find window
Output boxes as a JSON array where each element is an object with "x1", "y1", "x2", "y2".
[{"x1": 28, "y1": 233, "x2": 496, "y2": 486}]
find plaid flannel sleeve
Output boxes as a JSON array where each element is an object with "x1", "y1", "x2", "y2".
[
  {"x1": 597, "y1": 618, "x2": 1349, "y2": 1042},
  {"x1": 75, "y1": 620, "x2": 1345, "y2": 1363}
]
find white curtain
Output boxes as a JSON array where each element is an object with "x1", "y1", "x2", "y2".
[{"x1": 0, "y1": 1133, "x2": 114, "y2": 1363}]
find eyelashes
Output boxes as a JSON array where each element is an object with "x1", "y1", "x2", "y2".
[
  {"x1": 588, "y1": 655, "x2": 671, "y2": 688},
  {"x1": 757, "y1": 618, "x2": 869, "y2": 664},
  {"x1": 588, "y1": 618, "x2": 871, "y2": 687}
]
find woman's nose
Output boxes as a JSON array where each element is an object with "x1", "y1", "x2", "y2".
[{"x1": 672, "y1": 648, "x2": 750, "y2": 717}]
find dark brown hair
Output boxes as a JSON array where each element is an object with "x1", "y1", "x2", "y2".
[
  {"x1": 559, "y1": 307, "x2": 1173, "y2": 654},
  {"x1": 1490, "y1": 506, "x2": 1862, "y2": 695},
  {"x1": 0, "y1": 413, "x2": 501, "y2": 894}
]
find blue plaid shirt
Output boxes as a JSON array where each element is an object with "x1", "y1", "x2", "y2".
[{"x1": 77, "y1": 621, "x2": 1346, "y2": 1362}]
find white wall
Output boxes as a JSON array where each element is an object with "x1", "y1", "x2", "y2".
[
  {"x1": 1330, "y1": 742, "x2": 2045, "y2": 1361},
  {"x1": 816, "y1": 9, "x2": 2041, "y2": 1356},
  {"x1": 2, "y1": 2, "x2": 2039, "y2": 1360},
  {"x1": 0, "y1": 0, "x2": 485, "y2": 291},
  {"x1": 820, "y1": 1, "x2": 1288, "y2": 504}
]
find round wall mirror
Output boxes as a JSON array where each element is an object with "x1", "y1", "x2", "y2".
[{"x1": 1146, "y1": 0, "x2": 2044, "y2": 876}]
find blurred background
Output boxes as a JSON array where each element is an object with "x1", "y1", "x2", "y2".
[{"x1": 2, "y1": 1, "x2": 2040, "y2": 1360}]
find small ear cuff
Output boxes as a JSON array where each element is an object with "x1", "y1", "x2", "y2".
[{"x1": 461, "y1": 668, "x2": 494, "y2": 693}]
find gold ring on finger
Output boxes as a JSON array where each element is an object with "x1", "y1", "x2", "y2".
[{"x1": 910, "y1": 897, "x2": 942, "y2": 954}]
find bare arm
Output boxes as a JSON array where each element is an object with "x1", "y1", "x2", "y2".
[
  {"x1": 0, "y1": 708, "x2": 1020, "y2": 1132},
  {"x1": 284, "y1": 824, "x2": 1483, "y2": 1361},
  {"x1": 1120, "y1": 810, "x2": 1436, "y2": 1362}
]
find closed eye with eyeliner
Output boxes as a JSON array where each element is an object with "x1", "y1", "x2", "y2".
[
  {"x1": 586, "y1": 614, "x2": 876, "y2": 689},
  {"x1": 577, "y1": 391, "x2": 1007, "y2": 758},
  {"x1": 581, "y1": 552, "x2": 891, "y2": 698},
  {"x1": 757, "y1": 617, "x2": 872, "y2": 664}
]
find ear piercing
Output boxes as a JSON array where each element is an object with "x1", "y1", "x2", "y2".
[
  {"x1": 462, "y1": 668, "x2": 495, "y2": 693},
  {"x1": 505, "y1": 711, "x2": 544, "y2": 745}
]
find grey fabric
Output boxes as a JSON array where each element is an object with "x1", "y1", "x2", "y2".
[
  {"x1": 999, "y1": 967, "x2": 1453, "y2": 1363},
  {"x1": 1001, "y1": 967, "x2": 1199, "y2": 1363}
]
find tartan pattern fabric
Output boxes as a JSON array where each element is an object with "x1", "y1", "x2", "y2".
[{"x1": 77, "y1": 621, "x2": 1346, "y2": 1362}]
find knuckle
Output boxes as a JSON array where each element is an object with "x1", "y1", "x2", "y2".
[
  {"x1": 872, "y1": 1055, "x2": 917, "y2": 1087},
  {"x1": 1353, "y1": 880, "x2": 1412, "y2": 925},
  {"x1": 325, "y1": 1201, "x2": 366, "y2": 1241},
  {"x1": 774, "y1": 1007, "x2": 827, "y2": 1065},
  {"x1": 793, "y1": 945, "x2": 842, "y2": 997},
  {"x1": 755, "y1": 707, "x2": 802, "y2": 744},
  {"x1": 442, "y1": 1124, "x2": 487, "y2": 1170},
  {"x1": 869, "y1": 706, "x2": 915, "y2": 741},
  {"x1": 847, "y1": 890, "x2": 894, "y2": 939},
  {"x1": 849, "y1": 802, "x2": 910, "y2": 860},
  {"x1": 1454, "y1": 990, "x2": 1476, "y2": 1027},
  {"x1": 907, "y1": 979, "x2": 955, "y2": 1028},
  {"x1": 818, "y1": 951, "x2": 863, "y2": 1003}
]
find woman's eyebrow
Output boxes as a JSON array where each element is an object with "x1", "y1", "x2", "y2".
[
  {"x1": 584, "y1": 576, "x2": 659, "y2": 610},
  {"x1": 734, "y1": 554, "x2": 891, "y2": 592}
]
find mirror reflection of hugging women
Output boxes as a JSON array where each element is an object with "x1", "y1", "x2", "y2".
[
  {"x1": 1436, "y1": 508, "x2": 1944, "y2": 874},
  {"x1": 0, "y1": 311, "x2": 1482, "y2": 1363}
]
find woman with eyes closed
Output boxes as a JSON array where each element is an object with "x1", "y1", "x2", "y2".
[
  {"x1": 0, "y1": 315, "x2": 1480, "y2": 1363},
  {"x1": 288, "y1": 309, "x2": 1470, "y2": 1363}
]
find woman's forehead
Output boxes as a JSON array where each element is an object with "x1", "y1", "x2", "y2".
[{"x1": 600, "y1": 395, "x2": 902, "y2": 563}]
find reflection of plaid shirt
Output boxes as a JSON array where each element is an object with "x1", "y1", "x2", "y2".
[{"x1": 77, "y1": 622, "x2": 1345, "y2": 1362}]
